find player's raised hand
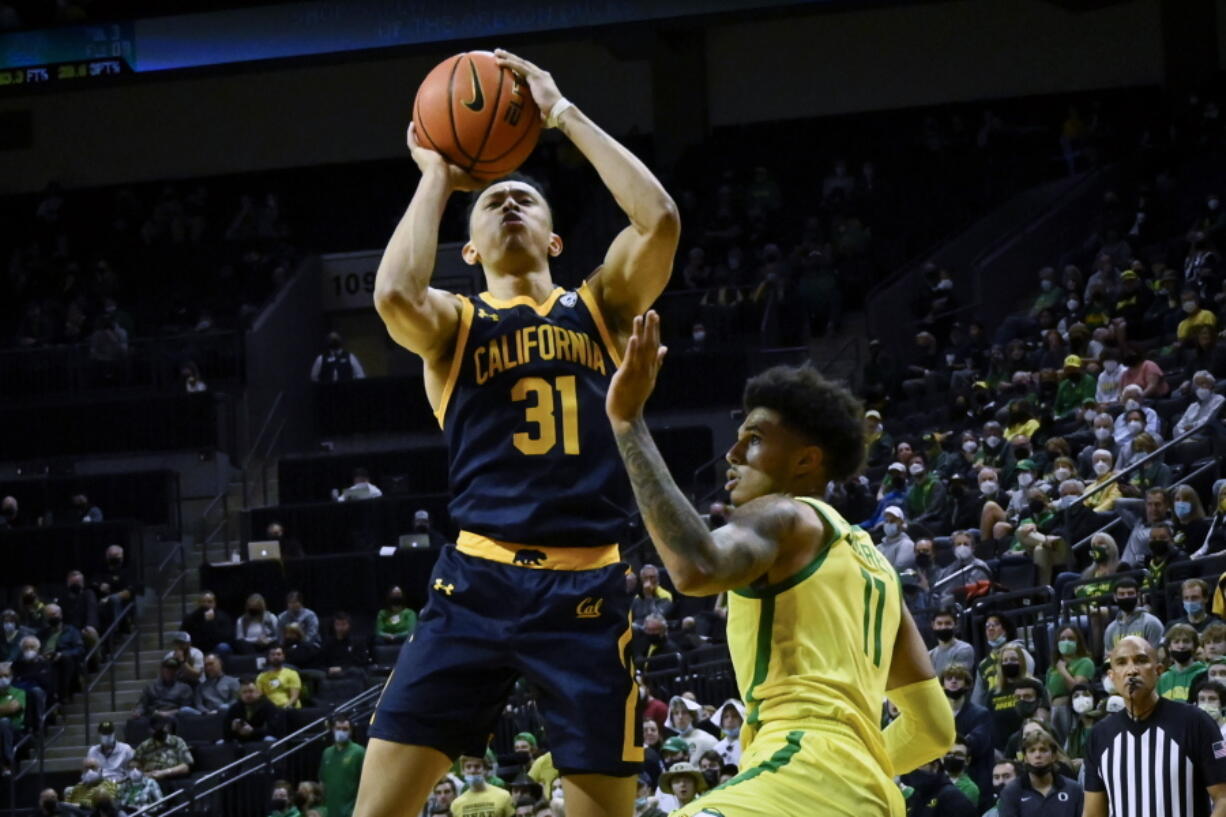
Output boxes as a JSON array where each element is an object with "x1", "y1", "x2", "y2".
[
  {"x1": 406, "y1": 122, "x2": 482, "y2": 192},
  {"x1": 493, "y1": 49, "x2": 563, "y2": 124},
  {"x1": 607, "y1": 311, "x2": 667, "y2": 427}
]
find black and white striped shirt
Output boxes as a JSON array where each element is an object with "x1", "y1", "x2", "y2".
[{"x1": 1085, "y1": 698, "x2": 1226, "y2": 817}]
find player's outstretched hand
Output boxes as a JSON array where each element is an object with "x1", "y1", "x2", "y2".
[
  {"x1": 406, "y1": 121, "x2": 482, "y2": 192},
  {"x1": 493, "y1": 49, "x2": 563, "y2": 125},
  {"x1": 607, "y1": 311, "x2": 667, "y2": 428}
]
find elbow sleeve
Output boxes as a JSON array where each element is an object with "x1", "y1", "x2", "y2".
[{"x1": 883, "y1": 676, "x2": 956, "y2": 776}]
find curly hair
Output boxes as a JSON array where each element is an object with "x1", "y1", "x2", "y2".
[{"x1": 742, "y1": 365, "x2": 865, "y2": 482}]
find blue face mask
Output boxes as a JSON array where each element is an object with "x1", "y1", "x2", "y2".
[
  {"x1": 724, "y1": 726, "x2": 740, "y2": 739},
  {"x1": 635, "y1": 797, "x2": 648, "y2": 810},
  {"x1": 464, "y1": 774, "x2": 484, "y2": 787},
  {"x1": 1185, "y1": 601, "x2": 1205, "y2": 617},
  {"x1": 1175, "y1": 501, "x2": 1193, "y2": 519}
]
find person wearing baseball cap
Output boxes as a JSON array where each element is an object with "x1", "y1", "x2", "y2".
[
  {"x1": 85, "y1": 720, "x2": 133, "y2": 782},
  {"x1": 1055, "y1": 354, "x2": 1096, "y2": 419},
  {"x1": 635, "y1": 771, "x2": 669, "y2": 817},
  {"x1": 132, "y1": 657, "x2": 194, "y2": 719},
  {"x1": 879, "y1": 505, "x2": 916, "y2": 571},
  {"x1": 864, "y1": 409, "x2": 894, "y2": 468}
]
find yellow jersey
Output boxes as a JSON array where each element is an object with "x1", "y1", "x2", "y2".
[{"x1": 728, "y1": 497, "x2": 900, "y2": 771}]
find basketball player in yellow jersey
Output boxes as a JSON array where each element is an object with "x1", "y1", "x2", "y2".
[
  {"x1": 355, "y1": 52, "x2": 678, "y2": 817},
  {"x1": 606, "y1": 313, "x2": 956, "y2": 816}
]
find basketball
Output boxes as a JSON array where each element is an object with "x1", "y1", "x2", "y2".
[{"x1": 413, "y1": 50, "x2": 542, "y2": 181}]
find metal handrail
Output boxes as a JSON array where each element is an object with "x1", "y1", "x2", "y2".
[
  {"x1": 125, "y1": 683, "x2": 385, "y2": 817},
  {"x1": 242, "y1": 390, "x2": 285, "y2": 473},
  {"x1": 198, "y1": 487, "x2": 231, "y2": 565},
  {"x1": 81, "y1": 598, "x2": 140, "y2": 738},
  {"x1": 153, "y1": 541, "x2": 189, "y2": 651}
]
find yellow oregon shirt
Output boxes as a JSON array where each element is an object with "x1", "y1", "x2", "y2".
[
  {"x1": 449, "y1": 785, "x2": 513, "y2": 817},
  {"x1": 728, "y1": 497, "x2": 900, "y2": 771}
]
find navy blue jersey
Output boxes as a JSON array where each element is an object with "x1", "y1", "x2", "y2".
[{"x1": 436, "y1": 282, "x2": 625, "y2": 548}]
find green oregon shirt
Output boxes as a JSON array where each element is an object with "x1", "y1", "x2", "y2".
[{"x1": 320, "y1": 740, "x2": 365, "y2": 817}]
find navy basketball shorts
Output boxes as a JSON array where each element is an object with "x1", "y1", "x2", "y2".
[{"x1": 368, "y1": 538, "x2": 644, "y2": 777}]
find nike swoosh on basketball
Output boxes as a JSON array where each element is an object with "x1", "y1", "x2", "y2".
[{"x1": 463, "y1": 58, "x2": 485, "y2": 112}]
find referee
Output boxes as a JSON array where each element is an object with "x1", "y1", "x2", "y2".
[{"x1": 1084, "y1": 636, "x2": 1226, "y2": 817}]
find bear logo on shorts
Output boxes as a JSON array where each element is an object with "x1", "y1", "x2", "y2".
[{"x1": 513, "y1": 549, "x2": 548, "y2": 567}]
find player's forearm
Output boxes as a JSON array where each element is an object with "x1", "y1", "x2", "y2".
[
  {"x1": 557, "y1": 107, "x2": 677, "y2": 234},
  {"x1": 613, "y1": 417, "x2": 724, "y2": 594},
  {"x1": 374, "y1": 169, "x2": 451, "y2": 310}
]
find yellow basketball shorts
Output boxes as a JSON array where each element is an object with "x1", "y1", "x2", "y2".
[{"x1": 673, "y1": 721, "x2": 905, "y2": 817}]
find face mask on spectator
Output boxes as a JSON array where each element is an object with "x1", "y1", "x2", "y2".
[
  {"x1": 1116, "y1": 596, "x2": 1138, "y2": 614},
  {"x1": 1040, "y1": 279, "x2": 1053, "y2": 291},
  {"x1": 1198, "y1": 387, "x2": 1214, "y2": 402},
  {"x1": 128, "y1": 769, "x2": 143, "y2": 782},
  {"x1": 271, "y1": 798, "x2": 289, "y2": 812},
  {"x1": 1018, "y1": 473, "x2": 1034, "y2": 488},
  {"x1": 334, "y1": 729, "x2": 350, "y2": 744},
  {"x1": 909, "y1": 462, "x2": 924, "y2": 476},
  {"x1": 1057, "y1": 495, "x2": 1077, "y2": 509},
  {"x1": 1072, "y1": 695, "x2": 1094, "y2": 714},
  {"x1": 954, "y1": 544, "x2": 973, "y2": 561},
  {"x1": 22, "y1": 649, "x2": 36, "y2": 661},
  {"x1": 1102, "y1": 361, "x2": 1118, "y2": 374},
  {"x1": 1201, "y1": 702, "x2": 1222, "y2": 719},
  {"x1": 1184, "y1": 301, "x2": 1198, "y2": 314},
  {"x1": 985, "y1": 435, "x2": 1001, "y2": 449},
  {"x1": 1093, "y1": 461, "x2": 1111, "y2": 476},
  {"x1": 2, "y1": 622, "x2": 13, "y2": 636},
  {"x1": 1084, "y1": 408, "x2": 1099, "y2": 423},
  {"x1": 883, "y1": 522, "x2": 900, "y2": 537},
  {"x1": 1106, "y1": 695, "x2": 1126, "y2": 712},
  {"x1": 1094, "y1": 427, "x2": 1112, "y2": 441},
  {"x1": 942, "y1": 755, "x2": 966, "y2": 776},
  {"x1": 1149, "y1": 539, "x2": 1170, "y2": 558},
  {"x1": 1185, "y1": 601, "x2": 1205, "y2": 617},
  {"x1": 1058, "y1": 639, "x2": 1077, "y2": 655},
  {"x1": 1066, "y1": 299, "x2": 1080, "y2": 312},
  {"x1": 464, "y1": 774, "x2": 484, "y2": 787},
  {"x1": 988, "y1": 634, "x2": 1007, "y2": 648},
  {"x1": 1175, "y1": 501, "x2": 1192, "y2": 519},
  {"x1": 1014, "y1": 699, "x2": 1037, "y2": 717},
  {"x1": 980, "y1": 481, "x2": 998, "y2": 496},
  {"x1": 1103, "y1": 676, "x2": 1116, "y2": 693},
  {"x1": 81, "y1": 770, "x2": 101, "y2": 785},
  {"x1": 962, "y1": 440, "x2": 977, "y2": 453},
  {"x1": 1127, "y1": 420, "x2": 1143, "y2": 434},
  {"x1": 933, "y1": 626, "x2": 954, "y2": 642},
  {"x1": 100, "y1": 734, "x2": 115, "y2": 748},
  {"x1": 1054, "y1": 467, "x2": 1072, "y2": 481},
  {"x1": 1090, "y1": 546, "x2": 1109, "y2": 563},
  {"x1": 1125, "y1": 399, "x2": 1140, "y2": 411},
  {"x1": 915, "y1": 552, "x2": 932, "y2": 568},
  {"x1": 1170, "y1": 648, "x2": 1193, "y2": 664}
]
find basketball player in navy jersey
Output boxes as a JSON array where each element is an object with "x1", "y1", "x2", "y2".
[{"x1": 353, "y1": 50, "x2": 679, "y2": 817}]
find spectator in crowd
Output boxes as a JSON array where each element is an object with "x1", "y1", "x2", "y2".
[
  {"x1": 710, "y1": 699, "x2": 744, "y2": 767},
  {"x1": 90, "y1": 545, "x2": 137, "y2": 634},
  {"x1": 268, "y1": 779, "x2": 298, "y2": 817},
  {"x1": 900, "y1": 755, "x2": 976, "y2": 816},
  {"x1": 657, "y1": 762, "x2": 706, "y2": 813},
  {"x1": 1171, "y1": 578, "x2": 1222, "y2": 632},
  {"x1": 84, "y1": 720, "x2": 132, "y2": 783},
  {"x1": 1156, "y1": 623, "x2": 1207, "y2": 701},
  {"x1": 334, "y1": 468, "x2": 382, "y2": 502},
  {"x1": 450, "y1": 754, "x2": 513, "y2": 817},
  {"x1": 116, "y1": 756, "x2": 162, "y2": 813},
  {"x1": 940, "y1": 664, "x2": 992, "y2": 804},
  {"x1": 38, "y1": 603, "x2": 83, "y2": 703},
  {"x1": 864, "y1": 409, "x2": 893, "y2": 468},
  {"x1": 224, "y1": 677, "x2": 282, "y2": 744},
  {"x1": 235, "y1": 594, "x2": 278, "y2": 655},
  {"x1": 1096, "y1": 349, "x2": 1124, "y2": 404},
  {"x1": 995, "y1": 731, "x2": 1083, "y2": 816},
  {"x1": 905, "y1": 454, "x2": 947, "y2": 527},
  {"x1": 15, "y1": 588, "x2": 45, "y2": 633},
  {"x1": 988, "y1": 647, "x2": 1048, "y2": 751},
  {"x1": 71, "y1": 494, "x2": 103, "y2": 524},
  {"x1": 195, "y1": 653, "x2": 240, "y2": 715},
  {"x1": 297, "y1": 780, "x2": 327, "y2": 816},
  {"x1": 1119, "y1": 487, "x2": 1170, "y2": 567},
  {"x1": 58, "y1": 571, "x2": 99, "y2": 650},
  {"x1": 1140, "y1": 521, "x2": 1187, "y2": 615},
  {"x1": 277, "y1": 591, "x2": 321, "y2": 647},
  {"x1": 941, "y1": 735, "x2": 979, "y2": 807},
  {"x1": 132, "y1": 657, "x2": 196, "y2": 720},
  {"x1": 1064, "y1": 683, "x2": 1103, "y2": 765},
  {"x1": 1196, "y1": 681, "x2": 1226, "y2": 739},
  {"x1": 410, "y1": 509, "x2": 447, "y2": 548},
  {"x1": 877, "y1": 505, "x2": 916, "y2": 570},
  {"x1": 64, "y1": 756, "x2": 117, "y2": 810},
  {"x1": 311, "y1": 332, "x2": 366, "y2": 383},
  {"x1": 631, "y1": 565, "x2": 675, "y2": 625},
  {"x1": 133, "y1": 713, "x2": 192, "y2": 783},
  {"x1": 632, "y1": 613, "x2": 681, "y2": 666},
  {"x1": 180, "y1": 592, "x2": 234, "y2": 654},
  {"x1": 929, "y1": 608, "x2": 975, "y2": 677},
  {"x1": 281, "y1": 623, "x2": 320, "y2": 675},
  {"x1": 1174, "y1": 370, "x2": 1225, "y2": 435},
  {"x1": 0, "y1": 496, "x2": 17, "y2": 530},
  {"x1": 973, "y1": 616, "x2": 1034, "y2": 707},
  {"x1": 375, "y1": 586, "x2": 417, "y2": 644},
  {"x1": 256, "y1": 645, "x2": 302, "y2": 709},
  {"x1": 319, "y1": 612, "x2": 370, "y2": 679},
  {"x1": 1084, "y1": 449, "x2": 1123, "y2": 513},
  {"x1": 1055, "y1": 355, "x2": 1096, "y2": 419},
  {"x1": 1045, "y1": 626, "x2": 1094, "y2": 741},
  {"x1": 1119, "y1": 348, "x2": 1168, "y2": 399},
  {"x1": 181, "y1": 362, "x2": 208, "y2": 393},
  {"x1": 12, "y1": 635, "x2": 54, "y2": 709},
  {"x1": 1, "y1": 610, "x2": 29, "y2": 662},
  {"x1": 665, "y1": 696, "x2": 717, "y2": 762},
  {"x1": 0, "y1": 661, "x2": 24, "y2": 776},
  {"x1": 320, "y1": 715, "x2": 365, "y2": 817},
  {"x1": 264, "y1": 521, "x2": 305, "y2": 559},
  {"x1": 165, "y1": 632, "x2": 204, "y2": 686},
  {"x1": 933, "y1": 531, "x2": 992, "y2": 598},
  {"x1": 981, "y1": 760, "x2": 1020, "y2": 817},
  {"x1": 1103, "y1": 577, "x2": 1164, "y2": 653}
]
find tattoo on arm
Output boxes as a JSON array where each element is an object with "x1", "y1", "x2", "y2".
[{"x1": 615, "y1": 418, "x2": 717, "y2": 576}]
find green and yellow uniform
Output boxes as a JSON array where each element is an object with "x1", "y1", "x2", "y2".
[
  {"x1": 1157, "y1": 661, "x2": 1207, "y2": 702},
  {"x1": 676, "y1": 498, "x2": 905, "y2": 817}
]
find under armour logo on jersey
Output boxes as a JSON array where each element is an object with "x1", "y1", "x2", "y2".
[
  {"x1": 432, "y1": 578, "x2": 455, "y2": 596},
  {"x1": 576, "y1": 597, "x2": 604, "y2": 619},
  {"x1": 477, "y1": 308, "x2": 500, "y2": 321},
  {"x1": 560, "y1": 292, "x2": 578, "y2": 308}
]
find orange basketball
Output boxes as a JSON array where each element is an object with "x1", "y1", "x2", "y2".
[{"x1": 413, "y1": 51, "x2": 542, "y2": 182}]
